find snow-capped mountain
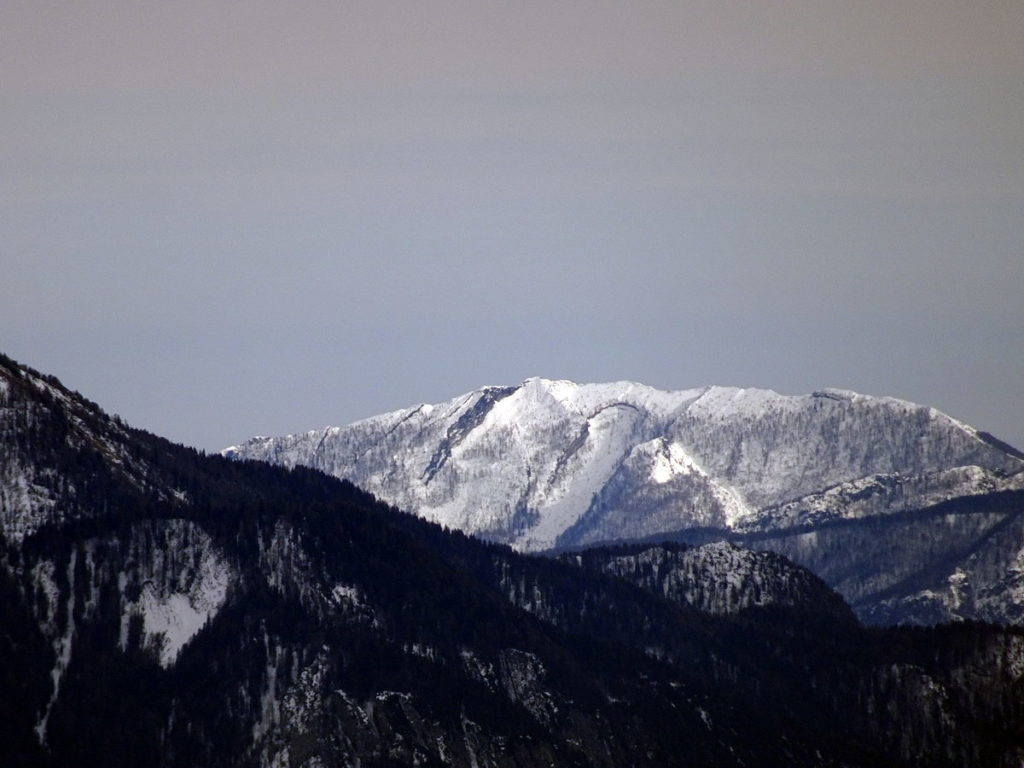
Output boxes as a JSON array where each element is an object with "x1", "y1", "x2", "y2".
[
  {"x1": 6, "y1": 353, "x2": 1024, "y2": 767},
  {"x1": 225, "y1": 378, "x2": 1024, "y2": 552},
  {"x1": 225, "y1": 378, "x2": 1024, "y2": 626}
]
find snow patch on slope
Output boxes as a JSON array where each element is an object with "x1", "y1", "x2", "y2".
[
  {"x1": 516, "y1": 402, "x2": 645, "y2": 551},
  {"x1": 0, "y1": 458, "x2": 59, "y2": 543},
  {"x1": 19, "y1": 520, "x2": 233, "y2": 688},
  {"x1": 114, "y1": 521, "x2": 232, "y2": 667},
  {"x1": 649, "y1": 440, "x2": 701, "y2": 484},
  {"x1": 35, "y1": 551, "x2": 78, "y2": 743},
  {"x1": 636, "y1": 438, "x2": 754, "y2": 528},
  {"x1": 126, "y1": 557, "x2": 231, "y2": 667}
]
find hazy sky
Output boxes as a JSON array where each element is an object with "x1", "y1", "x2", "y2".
[{"x1": 3, "y1": 1, "x2": 1023, "y2": 451}]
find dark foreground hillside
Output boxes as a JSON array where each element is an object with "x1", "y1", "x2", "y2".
[{"x1": 2, "y1": 353, "x2": 1024, "y2": 768}]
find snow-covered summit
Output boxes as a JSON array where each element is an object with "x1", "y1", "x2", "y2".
[{"x1": 224, "y1": 378, "x2": 1024, "y2": 552}]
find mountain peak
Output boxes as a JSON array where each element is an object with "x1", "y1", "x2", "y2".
[
  {"x1": 7, "y1": 354, "x2": 1024, "y2": 766},
  {"x1": 226, "y1": 378, "x2": 1024, "y2": 554}
]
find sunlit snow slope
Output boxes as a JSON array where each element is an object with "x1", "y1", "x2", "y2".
[{"x1": 225, "y1": 378, "x2": 1024, "y2": 552}]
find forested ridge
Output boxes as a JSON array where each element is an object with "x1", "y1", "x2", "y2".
[{"x1": 2, "y1": 353, "x2": 1024, "y2": 767}]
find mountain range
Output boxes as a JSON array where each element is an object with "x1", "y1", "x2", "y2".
[
  {"x1": 225, "y1": 377, "x2": 1024, "y2": 625},
  {"x1": 4, "y1": 354, "x2": 1024, "y2": 766}
]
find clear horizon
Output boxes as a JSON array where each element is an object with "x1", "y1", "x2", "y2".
[{"x1": 3, "y1": 1, "x2": 1022, "y2": 452}]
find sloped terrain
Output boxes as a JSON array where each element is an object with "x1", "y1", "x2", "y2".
[
  {"x1": 563, "y1": 540, "x2": 856, "y2": 622},
  {"x1": 225, "y1": 377, "x2": 1024, "y2": 624},
  {"x1": 3, "y1": 354, "x2": 1024, "y2": 767},
  {"x1": 750, "y1": 491, "x2": 1024, "y2": 625},
  {"x1": 225, "y1": 378, "x2": 1023, "y2": 551}
]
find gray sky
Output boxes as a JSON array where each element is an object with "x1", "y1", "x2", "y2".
[{"x1": 3, "y1": 1, "x2": 1023, "y2": 452}]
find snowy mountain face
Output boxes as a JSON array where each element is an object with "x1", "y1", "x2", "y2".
[
  {"x1": 226, "y1": 378, "x2": 1024, "y2": 626},
  {"x1": 226, "y1": 376, "x2": 1024, "y2": 626},
  {"x1": 7, "y1": 353, "x2": 1024, "y2": 767},
  {"x1": 226, "y1": 378, "x2": 1022, "y2": 552}
]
